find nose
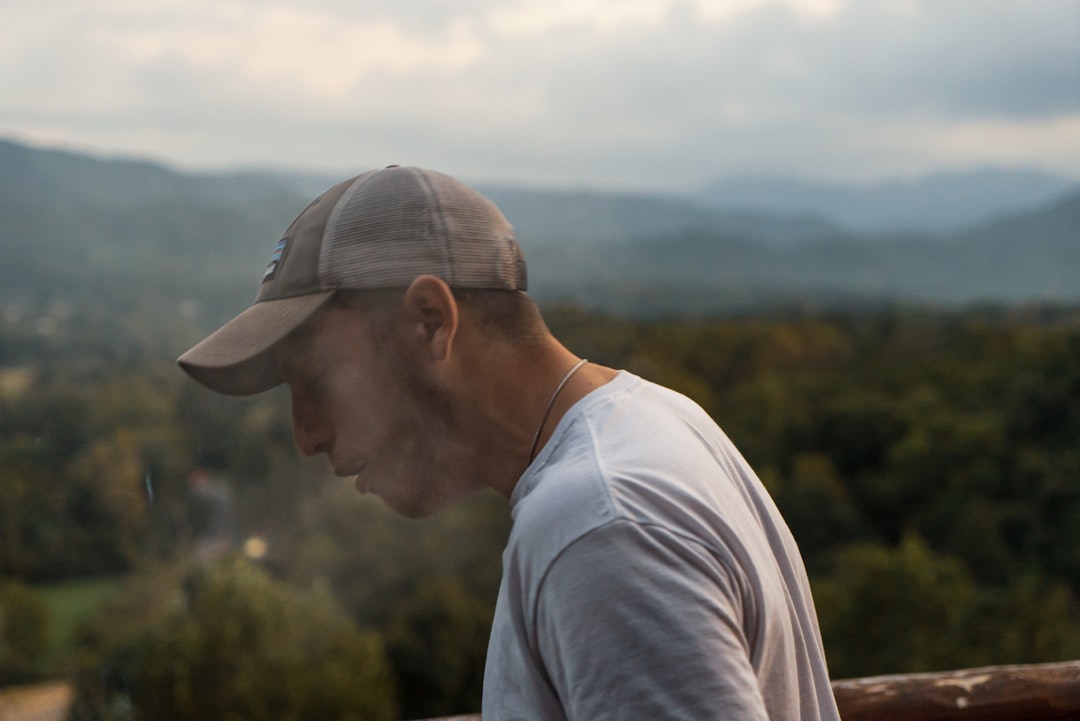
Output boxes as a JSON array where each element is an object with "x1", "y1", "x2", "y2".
[{"x1": 291, "y1": 388, "x2": 333, "y2": 457}]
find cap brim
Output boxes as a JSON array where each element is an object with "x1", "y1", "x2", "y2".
[{"x1": 177, "y1": 291, "x2": 335, "y2": 396}]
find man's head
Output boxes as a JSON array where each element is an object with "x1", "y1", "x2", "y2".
[
  {"x1": 178, "y1": 167, "x2": 553, "y2": 515},
  {"x1": 178, "y1": 166, "x2": 528, "y2": 396}
]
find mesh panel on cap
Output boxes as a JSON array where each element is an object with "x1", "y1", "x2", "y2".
[{"x1": 319, "y1": 167, "x2": 525, "y2": 290}]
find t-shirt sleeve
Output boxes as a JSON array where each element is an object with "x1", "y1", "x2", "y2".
[{"x1": 533, "y1": 518, "x2": 770, "y2": 721}]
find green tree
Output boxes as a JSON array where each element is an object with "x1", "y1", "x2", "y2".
[
  {"x1": 770, "y1": 452, "x2": 867, "y2": 567},
  {"x1": 960, "y1": 574, "x2": 1080, "y2": 667},
  {"x1": 813, "y1": 534, "x2": 978, "y2": 678},
  {"x1": 73, "y1": 558, "x2": 396, "y2": 721},
  {"x1": 384, "y1": 577, "x2": 493, "y2": 718}
]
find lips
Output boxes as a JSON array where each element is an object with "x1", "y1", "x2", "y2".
[
  {"x1": 334, "y1": 461, "x2": 368, "y2": 492},
  {"x1": 333, "y1": 459, "x2": 365, "y2": 476},
  {"x1": 354, "y1": 471, "x2": 374, "y2": 495}
]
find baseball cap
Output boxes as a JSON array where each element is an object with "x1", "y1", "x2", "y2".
[{"x1": 177, "y1": 165, "x2": 528, "y2": 396}]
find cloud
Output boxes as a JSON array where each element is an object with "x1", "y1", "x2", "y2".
[
  {"x1": 0, "y1": 0, "x2": 1076, "y2": 186},
  {"x1": 806, "y1": 0, "x2": 1080, "y2": 119}
]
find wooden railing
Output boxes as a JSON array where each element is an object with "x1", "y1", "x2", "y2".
[
  {"x1": 832, "y1": 660, "x2": 1080, "y2": 721},
  {"x1": 418, "y1": 659, "x2": 1080, "y2": 721},
  {"x1": 2, "y1": 659, "x2": 1076, "y2": 720}
]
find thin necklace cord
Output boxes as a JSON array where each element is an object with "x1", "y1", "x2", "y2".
[{"x1": 528, "y1": 358, "x2": 588, "y2": 463}]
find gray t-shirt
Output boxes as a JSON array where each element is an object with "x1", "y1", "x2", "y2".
[{"x1": 483, "y1": 372, "x2": 840, "y2": 720}]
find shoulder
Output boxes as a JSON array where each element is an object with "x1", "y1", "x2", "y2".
[
  {"x1": 506, "y1": 374, "x2": 690, "y2": 539},
  {"x1": 504, "y1": 372, "x2": 754, "y2": 588},
  {"x1": 506, "y1": 368, "x2": 798, "y2": 596}
]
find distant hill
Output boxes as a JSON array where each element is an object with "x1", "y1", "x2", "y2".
[
  {"x1": 949, "y1": 189, "x2": 1080, "y2": 302},
  {"x1": 0, "y1": 138, "x2": 305, "y2": 210},
  {"x1": 477, "y1": 185, "x2": 842, "y2": 249},
  {"x1": 261, "y1": 173, "x2": 845, "y2": 248},
  {"x1": 1, "y1": 138, "x2": 1077, "y2": 325},
  {"x1": 265, "y1": 167, "x2": 1080, "y2": 244},
  {"x1": 526, "y1": 188, "x2": 1080, "y2": 312},
  {"x1": 0, "y1": 139, "x2": 308, "y2": 324},
  {"x1": 697, "y1": 168, "x2": 1080, "y2": 234}
]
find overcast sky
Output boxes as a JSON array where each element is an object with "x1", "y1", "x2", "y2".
[{"x1": 2, "y1": 0, "x2": 1078, "y2": 190}]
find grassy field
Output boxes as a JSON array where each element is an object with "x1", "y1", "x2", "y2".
[{"x1": 38, "y1": 577, "x2": 126, "y2": 659}]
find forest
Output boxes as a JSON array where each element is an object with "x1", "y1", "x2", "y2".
[{"x1": 2, "y1": 295, "x2": 1078, "y2": 720}]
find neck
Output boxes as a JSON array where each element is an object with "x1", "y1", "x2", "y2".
[{"x1": 450, "y1": 337, "x2": 617, "y2": 499}]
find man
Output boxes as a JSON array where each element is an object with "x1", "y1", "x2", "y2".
[{"x1": 178, "y1": 166, "x2": 840, "y2": 720}]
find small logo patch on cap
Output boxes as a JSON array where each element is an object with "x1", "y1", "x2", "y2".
[{"x1": 262, "y1": 238, "x2": 288, "y2": 283}]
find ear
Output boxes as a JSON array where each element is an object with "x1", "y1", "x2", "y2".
[{"x1": 402, "y1": 275, "x2": 459, "y2": 361}]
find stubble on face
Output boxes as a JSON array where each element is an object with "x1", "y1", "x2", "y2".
[
  {"x1": 357, "y1": 313, "x2": 475, "y2": 518},
  {"x1": 284, "y1": 296, "x2": 482, "y2": 518}
]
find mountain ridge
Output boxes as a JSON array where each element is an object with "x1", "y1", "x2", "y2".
[
  {"x1": 696, "y1": 168, "x2": 1080, "y2": 234},
  {"x1": 1, "y1": 137, "x2": 1077, "y2": 319}
]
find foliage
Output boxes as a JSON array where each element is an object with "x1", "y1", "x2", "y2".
[
  {"x1": 814, "y1": 535, "x2": 1080, "y2": 679},
  {"x1": 0, "y1": 365, "x2": 189, "y2": 580},
  {"x1": 272, "y1": 487, "x2": 509, "y2": 715},
  {"x1": 813, "y1": 534, "x2": 978, "y2": 677},
  {"x1": 70, "y1": 558, "x2": 396, "y2": 721},
  {"x1": 384, "y1": 577, "x2": 493, "y2": 718}
]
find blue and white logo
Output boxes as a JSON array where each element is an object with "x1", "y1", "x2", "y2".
[{"x1": 262, "y1": 237, "x2": 288, "y2": 282}]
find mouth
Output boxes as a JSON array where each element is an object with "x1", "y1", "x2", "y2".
[
  {"x1": 336, "y1": 464, "x2": 371, "y2": 494},
  {"x1": 334, "y1": 463, "x2": 366, "y2": 479},
  {"x1": 354, "y1": 471, "x2": 375, "y2": 495}
]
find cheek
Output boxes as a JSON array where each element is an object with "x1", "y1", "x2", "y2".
[
  {"x1": 289, "y1": 386, "x2": 316, "y2": 434},
  {"x1": 394, "y1": 352, "x2": 454, "y2": 429},
  {"x1": 321, "y1": 372, "x2": 384, "y2": 437}
]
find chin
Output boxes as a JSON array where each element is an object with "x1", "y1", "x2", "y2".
[
  {"x1": 390, "y1": 503, "x2": 436, "y2": 519},
  {"x1": 379, "y1": 494, "x2": 441, "y2": 519},
  {"x1": 379, "y1": 482, "x2": 476, "y2": 520}
]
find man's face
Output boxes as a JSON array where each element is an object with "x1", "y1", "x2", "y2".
[{"x1": 275, "y1": 302, "x2": 475, "y2": 517}]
